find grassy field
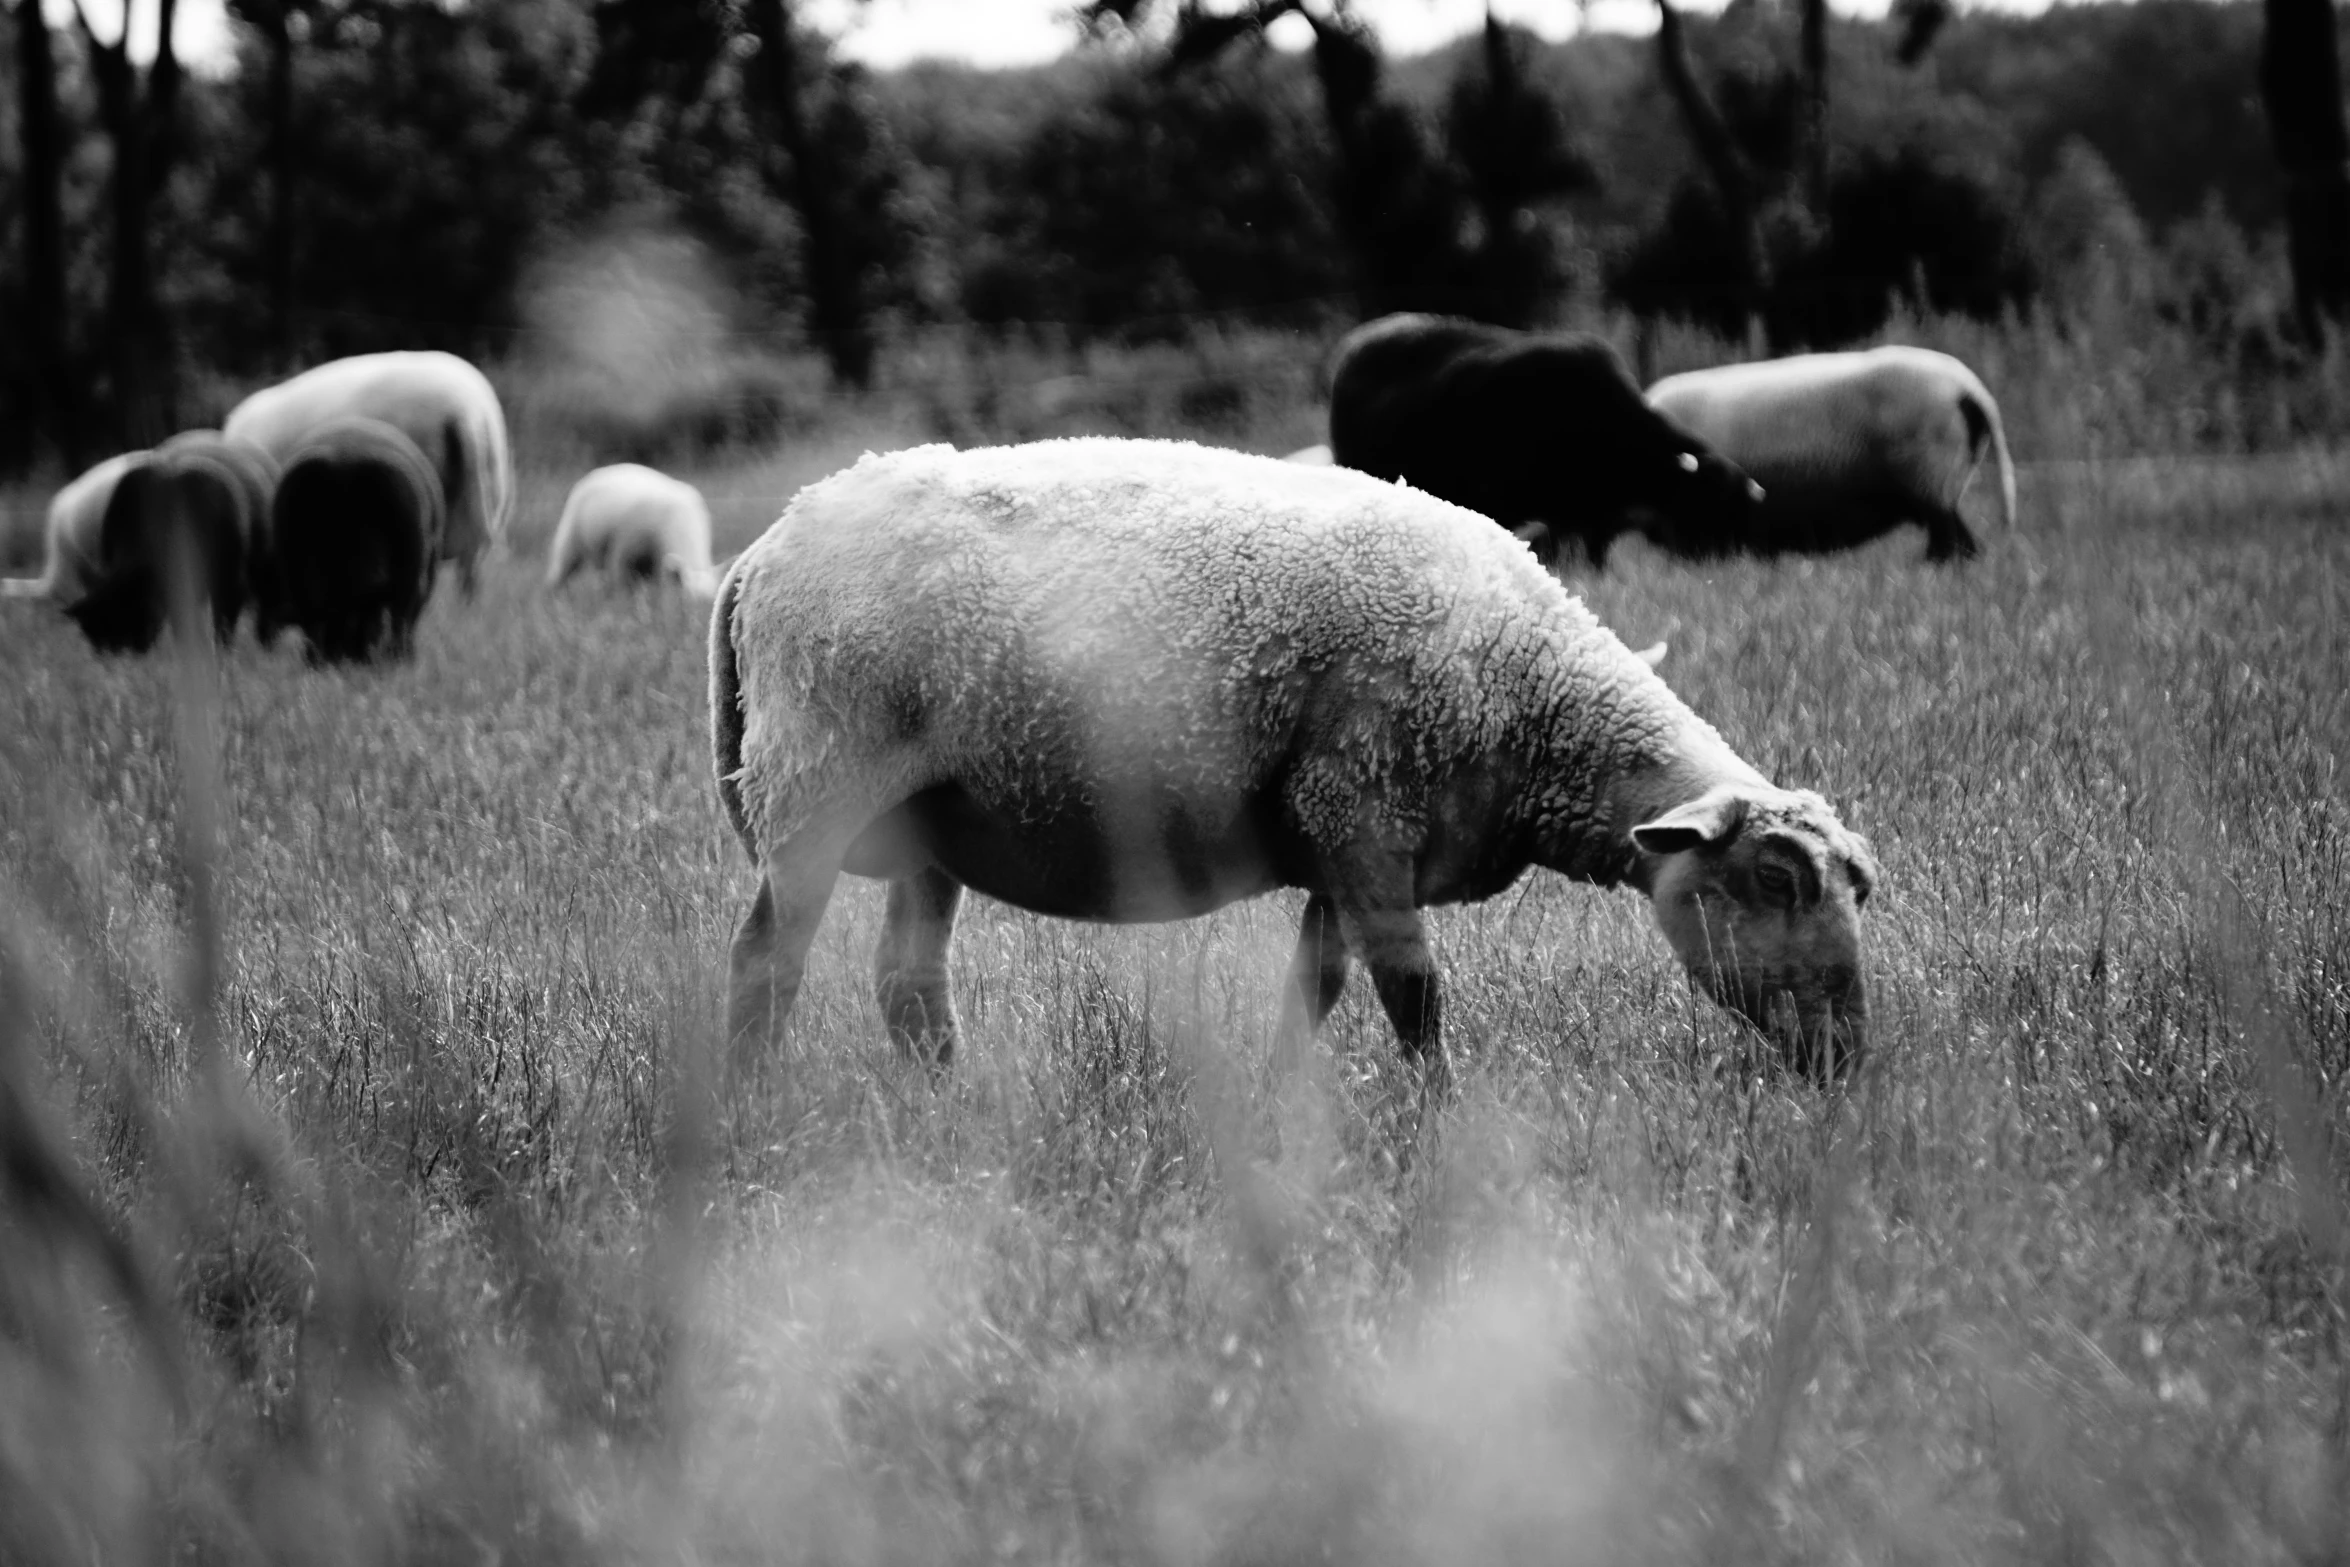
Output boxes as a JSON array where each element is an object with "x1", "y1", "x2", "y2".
[{"x1": 2, "y1": 326, "x2": 2347, "y2": 1564}]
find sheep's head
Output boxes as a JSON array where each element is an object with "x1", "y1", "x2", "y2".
[
  {"x1": 1653, "y1": 423, "x2": 1766, "y2": 538},
  {"x1": 662, "y1": 554, "x2": 721, "y2": 600},
  {"x1": 1663, "y1": 441, "x2": 1757, "y2": 526},
  {"x1": 1633, "y1": 785, "x2": 1876, "y2": 1081}
]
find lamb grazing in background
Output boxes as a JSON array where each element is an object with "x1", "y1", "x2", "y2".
[
  {"x1": 547, "y1": 463, "x2": 722, "y2": 598},
  {"x1": 1644, "y1": 346, "x2": 2017, "y2": 562},
  {"x1": 263, "y1": 416, "x2": 446, "y2": 663},
  {"x1": 1327, "y1": 313, "x2": 1766, "y2": 569},
  {"x1": 1282, "y1": 443, "x2": 1334, "y2": 464},
  {"x1": 713, "y1": 439, "x2": 1877, "y2": 1082},
  {"x1": 2, "y1": 434, "x2": 278, "y2": 652},
  {"x1": 3, "y1": 452, "x2": 147, "y2": 619},
  {"x1": 225, "y1": 350, "x2": 512, "y2": 595}
]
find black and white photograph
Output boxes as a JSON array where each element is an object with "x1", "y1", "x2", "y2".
[{"x1": 1, "y1": 0, "x2": 2346, "y2": 1558}]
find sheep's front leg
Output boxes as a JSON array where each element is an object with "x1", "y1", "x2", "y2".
[
  {"x1": 726, "y1": 818, "x2": 859, "y2": 1068},
  {"x1": 1323, "y1": 856, "x2": 1444, "y2": 1071},
  {"x1": 875, "y1": 866, "x2": 964, "y2": 1065},
  {"x1": 1274, "y1": 893, "x2": 1351, "y2": 1050},
  {"x1": 1352, "y1": 904, "x2": 1441, "y2": 1061}
]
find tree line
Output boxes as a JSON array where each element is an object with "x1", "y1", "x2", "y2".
[{"x1": 2, "y1": 0, "x2": 2345, "y2": 474}]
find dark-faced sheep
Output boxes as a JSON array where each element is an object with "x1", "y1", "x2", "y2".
[
  {"x1": 1328, "y1": 314, "x2": 1766, "y2": 569},
  {"x1": 714, "y1": 439, "x2": 1877, "y2": 1082},
  {"x1": 3, "y1": 436, "x2": 277, "y2": 652},
  {"x1": 547, "y1": 463, "x2": 721, "y2": 598},
  {"x1": 264, "y1": 416, "x2": 447, "y2": 664},
  {"x1": 226, "y1": 350, "x2": 511, "y2": 595},
  {"x1": 1645, "y1": 346, "x2": 2016, "y2": 562}
]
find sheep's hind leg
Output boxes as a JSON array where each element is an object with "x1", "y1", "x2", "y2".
[
  {"x1": 727, "y1": 814, "x2": 864, "y2": 1070},
  {"x1": 1921, "y1": 503, "x2": 1980, "y2": 563},
  {"x1": 1274, "y1": 893, "x2": 1351, "y2": 1056},
  {"x1": 875, "y1": 867, "x2": 964, "y2": 1066}
]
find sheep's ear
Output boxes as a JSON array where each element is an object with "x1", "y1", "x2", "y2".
[{"x1": 1632, "y1": 791, "x2": 1746, "y2": 856}]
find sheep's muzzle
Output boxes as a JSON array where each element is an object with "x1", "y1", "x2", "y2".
[{"x1": 1722, "y1": 972, "x2": 1866, "y2": 1085}]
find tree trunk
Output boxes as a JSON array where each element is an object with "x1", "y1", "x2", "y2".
[
  {"x1": 264, "y1": 3, "x2": 298, "y2": 370},
  {"x1": 13, "y1": 0, "x2": 77, "y2": 465},
  {"x1": 76, "y1": 0, "x2": 184, "y2": 447},
  {"x1": 1800, "y1": 0, "x2": 1829, "y2": 213},
  {"x1": 748, "y1": 0, "x2": 874, "y2": 389},
  {"x1": 2260, "y1": 0, "x2": 2350, "y2": 337},
  {"x1": 1654, "y1": 0, "x2": 1764, "y2": 328}
]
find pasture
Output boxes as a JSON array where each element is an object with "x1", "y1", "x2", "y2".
[{"x1": 2, "y1": 329, "x2": 2347, "y2": 1564}]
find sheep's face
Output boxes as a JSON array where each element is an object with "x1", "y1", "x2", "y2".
[
  {"x1": 660, "y1": 554, "x2": 721, "y2": 599},
  {"x1": 1662, "y1": 441, "x2": 1767, "y2": 529},
  {"x1": 1634, "y1": 785, "x2": 1877, "y2": 1081}
]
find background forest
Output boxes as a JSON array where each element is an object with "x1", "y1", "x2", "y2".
[{"x1": 1, "y1": 0, "x2": 2345, "y2": 478}]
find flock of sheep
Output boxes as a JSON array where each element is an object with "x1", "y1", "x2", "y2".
[
  {"x1": 4, "y1": 351, "x2": 724, "y2": 662},
  {"x1": 9, "y1": 314, "x2": 2021, "y2": 1085}
]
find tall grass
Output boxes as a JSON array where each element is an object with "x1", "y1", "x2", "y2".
[{"x1": 2, "y1": 313, "x2": 2346, "y2": 1563}]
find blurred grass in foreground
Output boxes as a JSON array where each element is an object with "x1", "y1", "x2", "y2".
[{"x1": 1, "y1": 321, "x2": 2347, "y2": 1563}]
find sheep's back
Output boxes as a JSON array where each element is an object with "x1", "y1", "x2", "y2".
[
  {"x1": 726, "y1": 439, "x2": 1627, "y2": 815},
  {"x1": 42, "y1": 452, "x2": 148, "y2": 602},
  {"x1": 1652, "y1": 352, "x2": 1969, "y2": 494},
  {"x1": 227, "y1": 351, "x2": 508, "y2": 561},
  {"x1": 565, "y1": 465, "x2": 713, "y2": 568}
]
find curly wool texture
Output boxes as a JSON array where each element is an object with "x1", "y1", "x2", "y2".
[
  {"x1": 714, "y1": 439, "x2": 1762, "y2": 902},
  {"x1": 1647, "y1": 346, "x2": 2016, "y2": 535}
]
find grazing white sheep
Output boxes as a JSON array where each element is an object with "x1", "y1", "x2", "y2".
[
  {"x1": 1282, "y1": 443, "x2": 1334, "y2": 464},
  {"x1": 1645, "y1": 346, "x2": 2016, "y2": 562},
  {"x1": 547, "y1": 463, "x2": 721, "y2": 598},
  {"x1": 3, "y1": 451, "x2": 146, "y2": 610},
  {"x1": 714, "y1": 438, "x2": 1878, "y2": 1081},
  {"x1": 225, "y1": 350, "x2": 513, "y2": 594}
]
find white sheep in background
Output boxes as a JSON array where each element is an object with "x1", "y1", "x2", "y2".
[
  {"x1": 713, "y1": 438, "x2": 1878, "y2": 1081},
  {"x1": 3, "y1": 437, "x2": 277, "y2": 650},
  {"x1": 1281, "y1": 443, "x2": 1334, "y2": 464},
  {"x1": 1645, "y1": 345, "x2": 2016, "y2": 562},
  {"x1": 4, "y1": 451, "x2": 147, "y2": 611},
  {"x1": 546, "y1": 463, "x2": 721, "y2": 598},
  {"x1": 225, "y1": 350, "x2": 513, "y2": 594}
]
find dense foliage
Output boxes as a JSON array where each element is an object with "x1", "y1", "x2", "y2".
[{"x1": 0, "y1": 0, "x2": 2341, "y2": 469}]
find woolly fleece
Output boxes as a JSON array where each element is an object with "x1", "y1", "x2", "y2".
[
  {"x1": 226, "y1": 350, "x2": 513, "y2": 576},
  {"x1": 714, "y1": 437, "x2": 1765, "y2": 907},
  {"x1": 1648, "y1": 346, "x2": 2017, "y2": 539},
  {"x1": 14, "y1": 451, "x2": 146, "y2": 603},
  {"x1": 548, "y1": 463, "x2": 719, "y2": 596}
]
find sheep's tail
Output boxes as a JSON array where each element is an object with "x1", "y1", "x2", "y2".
[
  {"x1": 1956, "y1": 384, "x2": 2016, "y2": 532},
  {"x1": 545, "y1": 489, "x2": 583, "y2": 590},
  {"x1": 708, "y1": 559, "x2": 759, "y2": 861},
  {"x1": 472, "y1": 374, "x2": 516, "y2": 547},
  {"x1": 485, "y1": 402, "x2": 515, "y2": 548}
]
